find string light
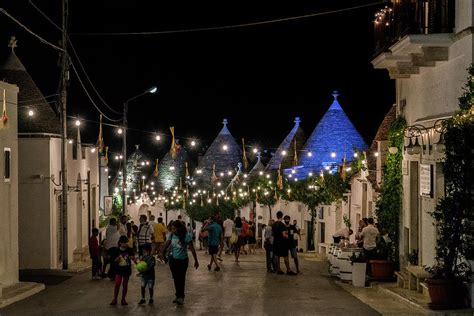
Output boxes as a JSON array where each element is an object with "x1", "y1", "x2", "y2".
[
  {"x1": 374, "y1": 152, "x2": 379, "y2": 157},
  {"x1": 222, "y1": 145, "x2": 228, "y2": 151},
  {"x1": 68, "y1": 139, "x2": 73, "y2": 144},
  {"x1": 353, "y1": 153, "x2": 358, "y2": 158},
  {"x1": 253, "y1": 148, "x2": 258, "y2": 153},
  {"x1": 155, "y1": 135, "x2": 161, "y2": 141},
  {"x1": 331, "y1": 152, "x2": 336, "y2": 158},
  {"x1": 28, "y1": 110, "x2": 34, "y2": 117},
  {"x1": 191, "y1": 140, "x2": 196, "y2": 147},
  {"x1": 90, "y1": 147, "x2": 96, "y2": 153},
  {"x1": 105, "y1": 168, "x2": 108, "y2": 172},
  {"x1": 117, "y1": 128, "x2": 123, "y2": 134},
  {"x1": 75, "y1": 120, "x2": 81, "y2": 126},
  {"x1": 281, "y1": 150, "x2": 287, "y2": 156},
  {"x1": 307, "y1": 151, "x2": 313, "y2": 157}
]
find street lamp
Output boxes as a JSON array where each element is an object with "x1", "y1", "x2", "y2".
[{"x1": 122, "y1": 86, "x2": 158, "y2": 214}]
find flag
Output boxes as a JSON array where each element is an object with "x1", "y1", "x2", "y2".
[
  {"x1": 293, "y1": 139, "x2": 298, "y2": 167},
  {"x1": 170, "y1": 126, "x2": 177, "y2": 159},
  {"x1": 153, "y1": 159, "x2": 159, "y2": 177},
  {"x1": 96, "y1": 114, "x2": 104, "y2": 153},
  {"x1": 185, "y1": 162, "x2": 189, "y2": 178},
  {"x1": 242, "y1": 138, "x2": 249, "y2": 171},
  {"x1": 277, "y1": 164, "x2": 283, "y2": 190},
  {"x1": 1, "y1": 89, "x2": 8, "y2": 128},
  {"x1": 179, "y1": 177, "x2": 183, "y2": 191},
  {"x1": 211, "y1": 164, "x2": 218, "y2": 184},
  {"x1": 104, "y1": 147, "x2": 109, "y2": 165},
  {"x1": 341, "y1": 153, "x2": 347, "y2": 181}
]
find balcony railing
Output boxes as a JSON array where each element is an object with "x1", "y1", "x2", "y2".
[{"x1": 374, "y1": 0, "x2": 455, "y2": 56}]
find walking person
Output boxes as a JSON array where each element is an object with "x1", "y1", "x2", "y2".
[
  {"x1": 105, "y1": 218, "x2": 120, "y2": 280},
  {"x1": 223, "y1": 216, "x2": 234, "y2": 255},
  {"x1": 204, "y1": 216, "x2": 223, "y2": 272},
  {"x1": 89, "y1": 228, "x2": 102, "y2": 280},
  {"x1": 248, "y1": 221, "x2": 257, "y2": 254},
  {"x1": 287, "y1": 217, "x2": 301, "y2": 274},
  {"x1": 110, "y1": 236, "x2": 135, "y2": 306},
  {"x1": 137, "y1": 215, "x2": 155, "y2": 258},
  {"x1": 233, "y1": 217, "x2": 244, "y2": 263},
  {"x1": 241, "y1": 217, "x2": 249, "y2": 254},
  {"x1": 153, "y1": 217, "x2": 167, "y2": 256},
  {"x1": 272, "y1": 212, "x2": 297, "y2": 275},
  {"x1": 264, "y1": 220, "x2": 275, "y2": 273},
  {"x1": 118, "y1": 215, "x2": 128, "y2": 237},
  {"x1": 160, "y1": 220, "x2": 199, "y2": 306},
  {"x1": 138, "y1": 244, "x2": 156, "y2": 305}
]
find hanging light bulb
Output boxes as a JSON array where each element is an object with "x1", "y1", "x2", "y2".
[
  {"x1": 281, "y1": 150, "x2": 287, "y2": 156},
  {"x1": 117, "y1": 128, "x2": 123, "y2": 135},
  {"x1": 155, "y1": 135, "x2": 161, "y2": 141},
  {"x1": 75, "y1": 120, "x2": 81, "y2": 126},
  {"x1": 191, "y1": 140, "x2": 196, "y2": 147},
  {"x1": 68, "y1": 139, "x2": 73, "y2": 144},
  {"x1": 28, "y1": 110, "x2": 34, "y2": 117},
  {"x1": 222, "y1": 145, "x2": 228, "y2": 151},
  {"x1": 307, "y1": 151, "x2": 313, "y2": 157},
  {"x1": 253, "y1": 148, "x2": 258, "y2": 153}
]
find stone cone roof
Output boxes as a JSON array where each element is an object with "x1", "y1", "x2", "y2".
[
  {"x1": 366, "y1": 105, "x2": 396, "y2": 185},
  {"x1": 0, "y1": 48, "x2": 60, "y2": 134},
  {"x1": 296, "y1": 91, "x2": 367, "y2": 177},
  {"x1": 157, "y1": 143, "x2": 188, "y2": 192},
  {"x1": 196, "y1": 119, "x2": 241, "y2": 188},
  {"x1": 266, "y1": 117, "x2": 306, "y2": 171}
]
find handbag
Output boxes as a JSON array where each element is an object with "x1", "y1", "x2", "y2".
[{"x1": 230, "y1": 231, "x2": 238, "y2": 244}]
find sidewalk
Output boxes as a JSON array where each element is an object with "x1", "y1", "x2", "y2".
[{"x1": 0, "y1": 282, "x2": 45, "y2": 309}]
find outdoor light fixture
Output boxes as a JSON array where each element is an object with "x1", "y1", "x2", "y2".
[
  {"x1": 259, "y1": 171, "x2": 263, "y2": 176},
  {"x1": 118, "y1": 171, "x2": 123, "y2": 175},
  {"x1": 105, "y1": 168, "x2": 108, "y2": 172},
  {"x1": 68, "y1": 139, "x2": 73, "y2": 144},
  {"x1": 196, "y1": 169, "x2": 202, "y2": 174},
  {"x1": 354, "y1": 153, "x2": 358, "y2": 158},
  {"x1": 191, "y1": 140, "x2": 196, "y2": 147},
  {"x1": 331, "y1": 152, "x2": 336, "y2": 158},
  {"x1": 169, "y1": 166, "x2": 175, "y2": 170},
  {"x1": 90, "y1": 148, "x2": 96, "y2": 153},
  {"x1": 243, "y1": 174, "x2": 248, "y2": 178},
  {"x1": 228, "y1": 171, "x2": 232, "y2": 176},
  {"x1": 291, "y1": 169, "x2": 296, "y2": 174},
  {"x1": 28, "y1": 110, "x2": 34, "y2": 117},
  {"x1": 325, "y1": 166, "x2": 330, "y2": 171},
  {"x1": 220, "y1": 172, "x2": 224, "y2": 177},
  {"x1": 253, "y1": 148, "x2": 258, "y2": 153},
  {"x1": 307, "y1": 151, "x2": 313, "y2": 157},
  {"x1": 141, "y1": 161, "x2": 145, "y2": 166},
  {"x1": 346, "y1": 167, "x2": 352, "y2": 172},
  {"x1": 281, "y1": 150, "x2": 287, "y2": 156},
  {"x1": 117, "y1": 128, "x2": 123, "y2": 135},
  {"x1": 222, "y1": 145, "x2": 228, "y2": 151},
  {"x1": 75, "y1": 120, "x2": 81, "y2": 126},
  {"x1": 309, "y1": 172, "x2": 313, "y2": 177},
  {"x1": 146, "y1": 161, "x2": 150, "y2": 165},
  {"x1": 266, "y1": 174, "x2": 270, "y2": 178},
  {"x1": 217, "y1": 182, "x2": 221, "y2": 187},
  {"x1": 374, "y1": 152, "x2": 379, "y2": 157},
  {"x1": 155, "y1": 135, "x2": 161, "y2": 141}
]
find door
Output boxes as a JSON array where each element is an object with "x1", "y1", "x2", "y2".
[
  {"x1": 409, "y1": 161, "x2": 419, "y2": 256},
  {"x1": 57, "y1": 194, "x2": 63, "y2": 267},
  {"x1": 307, "y1": 218, "x2": 315, "y2": 251}
]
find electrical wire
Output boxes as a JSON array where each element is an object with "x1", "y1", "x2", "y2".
[
  {"x1": 18, "y1": 94, "x2": 59, "y2": 103},
  {"x1": 69, "y1": 60, "x2": 123, "y2": 122},
  {"x1": 0, "y1": 8, "x2": 64, "y2": 52},
  {"x1": 72, "y1": 2, "x2": 384, "y2": 36},
  {"x1": 68, "y1": 40, "x2": 122, "y2": 115}
]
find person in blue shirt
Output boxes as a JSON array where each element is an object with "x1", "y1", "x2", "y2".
[
  {"x1": 160, "y1": 220, "x2": 199, "y2": 306},
  {"x1": 204, "y1": 216, "x2": 223, "y2": 272}
]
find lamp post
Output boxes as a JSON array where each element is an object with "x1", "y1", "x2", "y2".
[{"x1": 122, "y1": 86, "x2": 157, "y2": 215}]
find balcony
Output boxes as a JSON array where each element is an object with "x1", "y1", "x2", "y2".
[{"x1": 372, "y1": 0, "x2": 454, "y2": 78}]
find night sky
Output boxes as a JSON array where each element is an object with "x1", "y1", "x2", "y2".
[{"x1": 1, "y1": 0, "x2": 394, "y2": 160}]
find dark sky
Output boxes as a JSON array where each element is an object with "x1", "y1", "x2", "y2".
[{"x1": 1, "y1": 0, "x2": 394, "y2": 160}]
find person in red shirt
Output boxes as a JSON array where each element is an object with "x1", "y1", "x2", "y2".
[
  {"x1": 89, "y1": 228, "x2": 102, "y2": 280},
  {"x1": 241, "y1": 217, "x2": 250, "y2": 254}
]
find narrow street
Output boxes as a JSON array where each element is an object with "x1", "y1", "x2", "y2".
[{"x1": 0, "y1": 250, "x2": 424, "y2": 315}]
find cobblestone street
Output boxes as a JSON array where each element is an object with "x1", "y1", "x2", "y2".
[{"x1": 0, "y1": 250, "x2": 425, "y2": 315}]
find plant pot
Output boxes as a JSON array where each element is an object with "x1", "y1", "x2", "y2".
[
  {"x1": 352, "y1": 262, "x2": 366, "y2": 287},
  {"x1": 426, "y1": 278, "x2": 467, "y2": 310},
  {"x1": 369, "y1": 260, "x2": 394, "y2": 280}
]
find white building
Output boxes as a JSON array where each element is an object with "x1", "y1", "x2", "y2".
[
  {"x1": 372, "y1": 0, "x2": 470, "y2": 268},
  {"x1": 1, "y1": 46, "x2": 100, "y2": 270},
  {"x1": 0, "y1": 81, "x2": 20, "y2": 287}
]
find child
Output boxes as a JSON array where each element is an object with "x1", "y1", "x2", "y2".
[
  {"x1": 89, "y1": 228, "x2": 101, "y2": 280},
  {"x1": 110, "y1": 235, "x2": 135, "y2": 306},
  {"x1": 138, "y1": 244, "x2": 156, "y2": 305}
]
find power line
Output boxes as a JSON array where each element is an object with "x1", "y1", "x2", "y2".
[
  {"x1": 28, "y1": 0, "x2": 123, "y2": 116},
  {"x1": 68, "y1": 41, "x2": 122, "y2": 115},
  {"x1": 72, "y1": 2, "x2": 384, "y2": 36},
  {"x1": 69, "y1": 60, "x2": 123, "y2": 122},
  {"x1": 0, "y1": 8, "x2": 64, "y2": 51}
]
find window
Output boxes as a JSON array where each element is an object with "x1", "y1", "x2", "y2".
[{"x1": 4, "y1": 148, "x2": 11, "y2": 182}]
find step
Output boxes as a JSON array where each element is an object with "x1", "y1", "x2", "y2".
[
  {"x1": 394, "y1": 271, "x2": 408, "y2": 289},
  {"x1": 419, "y1": 282, "x2": 429, "y2": 298}
]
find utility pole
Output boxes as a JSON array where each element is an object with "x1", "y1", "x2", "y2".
[
  {"x1": 60, "y1": 0, "x2": 69, "y2": 270},
  {"x1": 122, "y1": 101, "x2": 128, "y2": 215}
]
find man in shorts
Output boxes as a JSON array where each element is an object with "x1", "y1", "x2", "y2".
[{"x1": 204, "y1": 216, "x2": 223, "y2": 272}]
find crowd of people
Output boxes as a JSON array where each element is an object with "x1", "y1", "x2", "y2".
[{"x1": 88, "y1": 211, "x2": 303, "y2": 307}]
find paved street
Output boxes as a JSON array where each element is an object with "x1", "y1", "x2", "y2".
[{"x1": 1, "y1": 250, "x2": 408, "y2": 315}]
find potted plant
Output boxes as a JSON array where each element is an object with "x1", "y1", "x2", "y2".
[
  {"x1": 369, "y1": 236, "x2": 395, "y2": 280},
  {"x1": 350, "y1": 251, "x2": 367, "y2": 287}
]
